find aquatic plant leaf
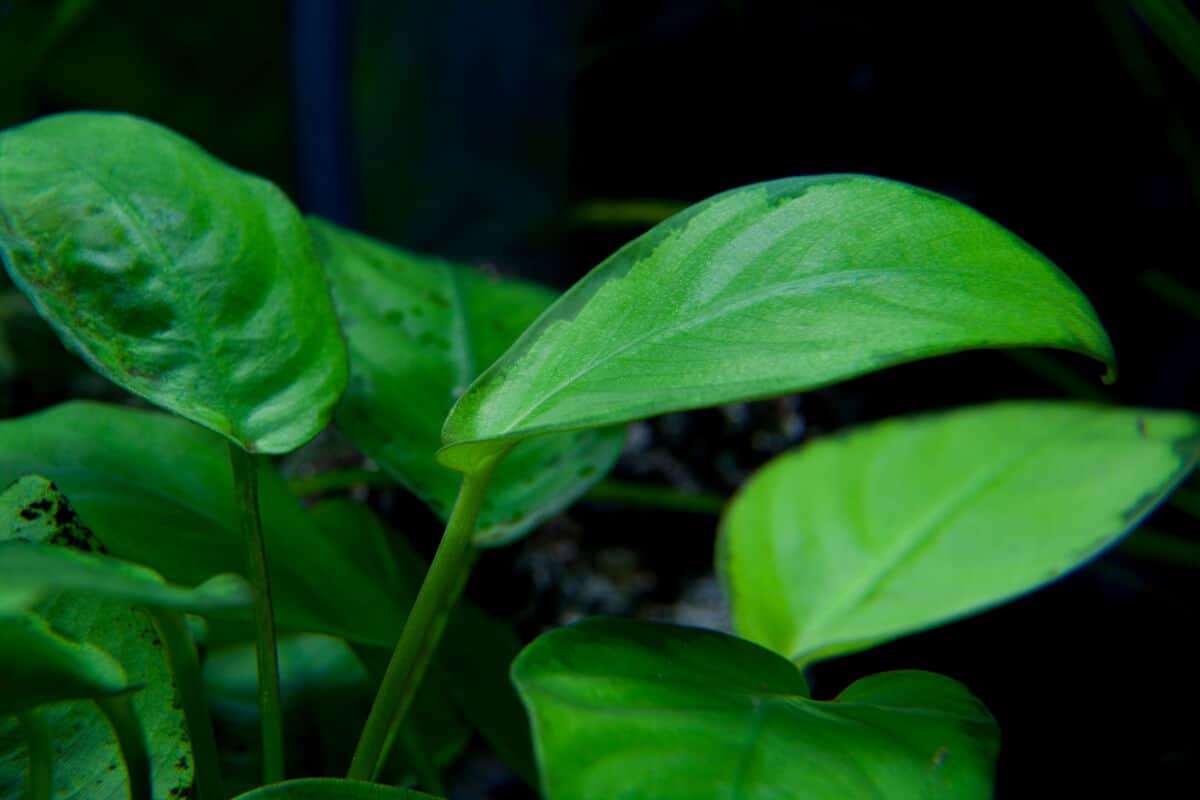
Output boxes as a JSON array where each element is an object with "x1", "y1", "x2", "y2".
[
  {"x1": 512, "y1": 618, "x2": 997, "y2": 800},
  {"x1": 721, "y1": 402, "x2": 1200, "y2": 664},
  {"x1": 441, "y1": 175, "x2": 1114, "y2": 470},
  {"x1": 0, "y1": 112, "x2": 346, "y2": 453}
]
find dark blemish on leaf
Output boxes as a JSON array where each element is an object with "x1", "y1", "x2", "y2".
[
  {"x1": 176, "y1": 755, "x2": 189, "y2": 770},
  {"x1": 1136, "y1": 417, "x2": 1147, "y2": 437},
  {"x1": 931, "y1": 746, "x2": 949, "y2": 769},
  {"x1": 578, "y1": 465, "x2": 596, "y2": 478},
  {"x1": 425, "y1": 290, "x2": 450, "y2": 309},
  {"x1": 18, "y1": 507, "x2": 40, "y2": 520}
]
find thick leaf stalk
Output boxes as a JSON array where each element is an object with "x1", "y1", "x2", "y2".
[{"x1": 349, "y1": 459, "x2": 500, "y2": 780}]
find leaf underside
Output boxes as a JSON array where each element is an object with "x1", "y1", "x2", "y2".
[{"x1": 720, "y1": 401, "x2": 1200, "y2": 664}]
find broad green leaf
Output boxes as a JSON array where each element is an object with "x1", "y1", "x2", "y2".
[
  {"x1": 0, "y1": 474, "x2": 251, "y2": 614},
  {"x1": 0, "y1": 614, "x2": 128, "y2": 716},
  {"x1": 440, "y1": 175, "x2": 1115, "y2": 470},
  {"x1": 0, "y1": 111, "x2": 347, "y2": 453},
  {"x1": 0, "y1": 401, "x2": 406, "y2": 647},
  {"x1": 720, "y1": 402, "x2": 1200, "y2": 665},
  {"x1": 232, "y1": 778, "x2": 440, "y2": 799},
  {"x1": 309, "y1": 218, "x2": 624, "y2": 545},
  {"x1": 512, "y1": 618, "x2": 997, "y2": 800}
]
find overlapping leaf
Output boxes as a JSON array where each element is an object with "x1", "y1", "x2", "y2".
[
  {"x1": 720, "y1": 402, "x2": 1200, "y2": 664},
  {"x1": 0, "y1": 479, "x2": 194, "y2": 800},
  {"x1": 512, "y1": 619, "x2": 997, "y2": 799},
  {"x1": 0, "y1": 112, "x2": 346, "y2": 453},
  {"x1": 440, "y1": 175, "x2": 1114, "y2": 471},
  {"x1": 309, "y1": 219, "x2": 624, "y2": 545},
  {"x1": 0, "y1": 401, "x2": 406, "y2": 646}
]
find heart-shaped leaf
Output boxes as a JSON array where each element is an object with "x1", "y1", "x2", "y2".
[
  {"x1": 0, "y1": 111, "x2": 347, "y2": 453},
  {"x1": 720, "y1": 402, "x2": 1200, "y2": 664},
  {"x1": 512, "y1": 618, "x2": 997, "y2": 799},
  {"x1": 0, "y1": 401, "x2": 406, "y2": 647},
  {"x1": 232, "y1": 778, "x2": 440, "y2": 799},
  {"x1": 440, "y1": 175, "x2": 1114, "y2": 471},
  {"x1": 309, "y1": 218, "x2": 624, "y2": 545}
]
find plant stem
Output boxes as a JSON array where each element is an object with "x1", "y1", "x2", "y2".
[
  {"x1": 148, "y1": 609, "x2": 226, "y2": 800},
  {"x1": 348, "y1": 460, "x2": 499, "y2": 781},
  {"x1": 96, "y1": 694, "x2": 152, "y2": 800},
  {"x1": 228, "y1": 442, "x2": 285, "y2": 784},
  {"x1": 17, "y1": 709, "x2": 52, "y2": 800}
]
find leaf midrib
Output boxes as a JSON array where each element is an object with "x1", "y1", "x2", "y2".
[
  {"x1": 495, "y1": 266, "x2": 1029, "y2": 436},
  {"x1": 792, "y1": 414, "x2": 1097, "y2": 658}
]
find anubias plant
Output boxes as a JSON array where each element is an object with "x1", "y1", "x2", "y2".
[{"x1": 0, "y1": 111, "x2": 1194, "y2": 800}]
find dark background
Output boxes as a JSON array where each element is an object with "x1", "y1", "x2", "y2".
[{"x1": 2, "y1": 1, "x2": 1198, "y2": 796}]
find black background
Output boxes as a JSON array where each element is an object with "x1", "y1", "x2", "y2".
[{"x1": 3, "y1": 1, "x2": 1198, "y2": 796}]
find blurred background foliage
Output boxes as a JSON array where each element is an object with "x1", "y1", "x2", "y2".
[{"x1": 2, "y1": 1, "x2": 1200, "y2": 796}]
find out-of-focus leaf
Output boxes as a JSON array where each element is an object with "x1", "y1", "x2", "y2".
[
  {"x1": 0, "y1": 402, "x2": 406, "y2": 647},
  {"x1": 310, "y1": 218, "x2": 624, "y2": 546}
]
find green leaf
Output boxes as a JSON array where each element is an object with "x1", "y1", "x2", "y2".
[
  {"x1": 0, "y1": 474, "x2": 251, "y2": 615},
  {"x1": 0, "y1": 473, "x2": 194, "y2": 800},
  {"x1": 720, "y1": 402, "x2": 1200, "y2": 665},
  {"x1": 0, "y1": 541, "x2": 250, "y2": 616},
  {"x1": 0, "y1": 614, "x2": 128, "y2": 716},
  {"x1": 440, "y1": 175, "x2": 1115, "y2": 470},
  {"x1": 232, "y1": 778, "x2": 440, "y2": 799},
  {"x1": 309, "y1": 218, "x2": 624, "y2": 545},
  {"x1": 512, "y1": 618, "x2": 997, "y2": 800},
  {"x1": 0, "y1": 600, "x2": 194, "y2": 799},
  {"x1": 0, "y1": 401, "x2": 406, "y2": 647},
  {"x1": 0, "y1": 111, "x2": 347, "y2": 453}
]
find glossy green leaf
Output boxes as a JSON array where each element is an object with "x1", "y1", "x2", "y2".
[
  {"x1": 0, "y1": 474, "x2": 251, "y2": 614},
  {"x1": 512, "y1": 618, "x2": 997, "y2": 800},
  {"x1": 309, "y1": 218, "x2": 624, "y2": 545},
  {"x1": 232, "y1": 778, "x2": 440, "y2": 799},
  {"x1": 0, "y1": 111, "x2": 347, "y2": 453},
  {"x1": 0, "y1": 614, "x2": 128, "y2": 716},
  {"x1": 0, "y1": 401, "x2": 406, "y2": 647},
  {"x1": 720, "y1": 402, "x2": 1200, "y2": 665},
  {"x1": 440, "y1": 175, "x2": 1115, "y2": 470}
]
